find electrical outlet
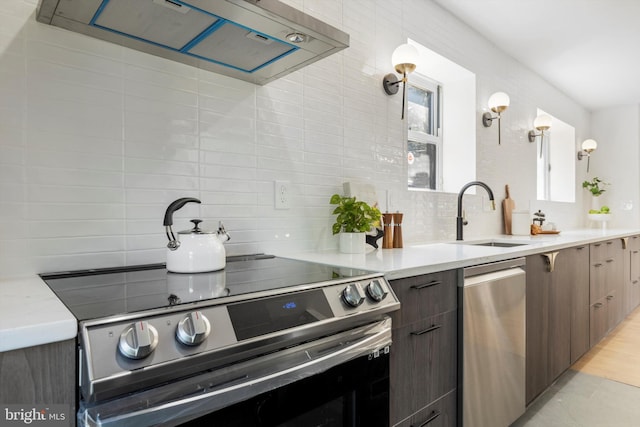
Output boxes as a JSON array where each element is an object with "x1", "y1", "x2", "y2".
[{"x1": 275, "y1": 180, "x2": 290, "y2": 209}]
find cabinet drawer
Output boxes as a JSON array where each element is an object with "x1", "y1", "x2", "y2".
[
  {"x1": 390, "y1": 270, "x2": 457, "y2": 328},
  {"x1": 590, "y1": 241, "x2": 606, "y2": 262},
  {"x1": 394, "y1": 389, "x2": 456, "y2": 427},
  {"x1": 390, "y1": 310, "x2": 457, "y2": 424}
]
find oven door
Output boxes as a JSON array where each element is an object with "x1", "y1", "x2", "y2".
[{"x1": 78, "y1": 317, "x2": 392, "y2": 427}]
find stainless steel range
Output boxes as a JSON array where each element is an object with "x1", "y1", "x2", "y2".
[{"x1": 41, "y1": 254, "x2": 399, "y2": 427}]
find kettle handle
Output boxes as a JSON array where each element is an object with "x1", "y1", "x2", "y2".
[{"x1": 163, "y1": 198, "x2": 201, "y2": 226}]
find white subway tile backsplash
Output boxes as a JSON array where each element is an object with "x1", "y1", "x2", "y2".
[
  {"x1": 27, "y1": 203, "x2": 125, "y2": 221},
  {"x1": 0, "y1": 0, "x2": 591, "y2": 277},
  {"x1": 124, "y1": 173, "x2": 199, "y2": 191},
  {"x1": 29, "y1": 220, "x2": 124, "y2": 238}
]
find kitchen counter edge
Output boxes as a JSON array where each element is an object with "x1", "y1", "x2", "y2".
[
  {"x1": 276, "y1": 229, "x2": 640, "y2": 281},
  {"x1": 0, "y1": 276, "x2": 77, "y2": 352}
]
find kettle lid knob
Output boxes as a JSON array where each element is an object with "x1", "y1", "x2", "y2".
[{"x1": 190, "y1": 219, "x2": 203, "y2": 231}]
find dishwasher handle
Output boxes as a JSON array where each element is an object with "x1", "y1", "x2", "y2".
[{"x1": 464, "y1": 257, "x2": 525, "y2": 279}]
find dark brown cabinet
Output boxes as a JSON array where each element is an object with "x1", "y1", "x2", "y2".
[
  {"x1": 0, "y1": 339, "x2": 75, "y2": 408},
  {"x1": 389, "y1": 270, "x2": 458, "y2": 427},
  {"x1": 625, "y1": 235, "x2": 640, "y2": 314},
  {"x1": 525, "y1": 246, "x2": 589, "y2": 404},
  {"x1": 589, "y1": 239, "x2": 625, "y2": 346}
]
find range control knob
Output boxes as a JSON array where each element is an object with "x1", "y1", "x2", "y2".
[
  {"x1": 366, "y1": 279, "x2": 388, "y2": 302},
  {"x1": 342, "y1": 283, "x2": 365, "y2": 307},
  {"x1": 118, "y1": 321, "x2": 158, "y2": 360},
  {"x1": 176, "y1": 311, "x2": 211, "y2": 346}
]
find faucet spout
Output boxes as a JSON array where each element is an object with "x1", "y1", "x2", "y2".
[{"x1": 456, "y1": 181, "x2": 496, "y2": 241}]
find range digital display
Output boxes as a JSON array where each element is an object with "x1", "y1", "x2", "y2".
[{"x1": 228, "y1": 289, "x2": 333, "y2": 341}]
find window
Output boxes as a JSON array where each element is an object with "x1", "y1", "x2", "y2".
[
  {"x1": 535, "y1": 109, "x2": 576, "y2": 202},
  {"x1": 407, "y1": 76, "x2": 442, "y2": 191},
  {"x1": 405, "y1": 39, "x2": 476, "y2": 194}
]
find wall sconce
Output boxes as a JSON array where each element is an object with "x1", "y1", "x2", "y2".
[
  {"x1": 383, "y1": 43, "x2": 419, "y2": 120},
  {"x1": 482, "y1": 92, "x2": 510, "y2": 145},
  {"x1": 527, "y1": 114, "x2": 552, "y2": 157},
  {"x1": 577, "y1": 139, "x2": 598, "y2": 172}
]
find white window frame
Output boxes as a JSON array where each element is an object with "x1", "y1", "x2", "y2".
[{"x1": 407, "y1": 74, "x2": 443, "y2": 191}]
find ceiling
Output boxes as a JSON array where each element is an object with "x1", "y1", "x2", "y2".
[{"x1": 432, "y1": 0, "x2": 640, "y2": 111}]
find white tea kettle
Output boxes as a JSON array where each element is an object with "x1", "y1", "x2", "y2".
[{"x1": 163, "y1": 198, "x2": 230, "y2": 273}]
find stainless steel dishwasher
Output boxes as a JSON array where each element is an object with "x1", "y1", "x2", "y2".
[{"x1": 461, "y1": 258, "x2": 526, "y2": 427}]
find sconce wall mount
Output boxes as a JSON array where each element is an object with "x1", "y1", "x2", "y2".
[
  {"x1": 577, "y1": 139, "x2": 598, "y2": 172},
  {"x1": 528, "y1": 114, "x2": 553, "y2": 157},
  {"x1": 382, "y1": 44, "x2": 419, "y2": 119}
]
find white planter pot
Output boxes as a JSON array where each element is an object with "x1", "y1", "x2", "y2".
[{"x1": 339, "y1": 232, "x2": 366, "y2": 254}]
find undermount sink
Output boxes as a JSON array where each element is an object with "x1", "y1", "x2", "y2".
[
  {"x1": 468, "y1": 241, "x2": 528, "y2": 247},
  {"x1": 451, "y1": 239, "x2": 531, "y2": 248}
]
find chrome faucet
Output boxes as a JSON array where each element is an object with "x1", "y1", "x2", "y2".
[{"x1": 456, "y1": 181, "x2": 496, "y2": 241}]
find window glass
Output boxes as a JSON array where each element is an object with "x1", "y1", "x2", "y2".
[
  {"x1": 535, "y1": 109, "x2": 576, "y2": 202},
  {"x1": 407, "y1": 76, "x2": 441, "y2": 191}
]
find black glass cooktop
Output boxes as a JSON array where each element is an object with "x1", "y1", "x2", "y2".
[{"x1": 40, "y1": 254, "x2": 374, "y2": 321}]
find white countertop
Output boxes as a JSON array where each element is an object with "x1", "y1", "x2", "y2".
[
  {"x1": 2, "y1": 228, "x2": 639, "y2": 352},
  {"x1": 0, "y1": 276, "x2": 77, "y2": 352},
  {"x1": 275, "y1": 229, "x2": 640, "y2": 280}
]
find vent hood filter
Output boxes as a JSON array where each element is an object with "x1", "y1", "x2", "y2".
[{"x1": 36, "y1": 0, "x2": 349, "y2": 85}]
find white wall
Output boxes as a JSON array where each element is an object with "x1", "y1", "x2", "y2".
[
  {"x1": 589, "y1": 105, "x2": 640, "y2": 228},
  {"x1": 0, "y1": 0, "x2": 591, "y2": 278}
]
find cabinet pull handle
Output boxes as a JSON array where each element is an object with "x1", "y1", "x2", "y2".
[
  {"x1": 594, "y1": 302, "x2": 604, "y2": 308},
  {"x1": 542, "y1": 251, "x2": 559, "y2": 273},
  {"x1": 594, "y1": 263, "x2": 603, "y2": 267},
  {"x1": 607, "y1": 241, "x2": 613, "y2": 245},
  {"x1": 633, "y1": 280, "x2": 639, "y2": 284},
  {"x1": 594, "y1": 243, "x2": 602, "y2": 247},
  {"x1": 412, "y1": 410, "x2": 442, "y2": 427},
  {"x1": 411, "y1": 280, "x2": 441, "y2": 290},
  {"x1": 576, "y1": 246, "x2": 586, "y2": 250},
  {"x1": 633, "y1": 251, "x2": 639, "y2": 254},
  {"x1": 607, "y1": 295, "x2": 614, "y2": 300},
  {"x1": 410, "y1": 324, "x2": 441, "y2": 336},
  {"x1": 606, "y1": 259, "x2": 614, "y2": 263}
]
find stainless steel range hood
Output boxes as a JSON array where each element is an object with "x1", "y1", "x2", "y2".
[{"x1": 36, "y1": 0, "x2": 349, "y2": 85}]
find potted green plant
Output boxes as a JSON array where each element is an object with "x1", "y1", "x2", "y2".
[
  {"x1": 582, "y1": 176, "x2": 609, "y2": 197},
  {"x1": 330, "y1": 194, "x2": 381, "y2": 253},
  {"x1": 583, "y1": 177, "x2": 611, "y2": 227}
]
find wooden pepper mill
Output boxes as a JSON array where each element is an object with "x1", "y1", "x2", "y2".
[
  {"x1": 382, "y1": 213, "x2": 394, "y2": 249},
  {"x1": 392, "y1": 212, "x2": 403, "y2": 248}
]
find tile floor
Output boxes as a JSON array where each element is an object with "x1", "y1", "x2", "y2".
[{"x1": 512, "y1": 369, "x2": 640, "y2": 426}]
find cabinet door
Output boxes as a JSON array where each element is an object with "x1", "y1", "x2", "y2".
[
  {"x1": 590, "y1": 256, "x2": 607, "y2": 303},
  {"x1": 605, "y1": 239, "x2": 625, "y2": 327},
  {"x1": 566, "y1": 245, "x2": 590, "y2": 364},
  {"x1": 0, "y1": 339, "x2": 75, "y2": 406},
  {"x1": 630, "y1": 236, "x2": 640, "y2": 311},
  {"x1": 525, "y1": 253, "x2": 550, "y2": 404},
  {"x1": 590, "y1": 297, "x2": 608, "y2": 347},
  {"x1": 390, "y1": 310, "x2": 457, "y2": 425},
  {"x1": 547, "y1": 251, "x2": 572, "y2": 383},
  {"x1": 394, "y1": 390, "x2": 456, "y2": 427}
]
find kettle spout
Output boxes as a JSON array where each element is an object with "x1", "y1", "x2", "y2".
[{"x1": 217, "y1": 221, "x2": 231, "y2": 243}]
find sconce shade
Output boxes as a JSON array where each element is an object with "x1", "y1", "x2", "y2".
[
  {"x1": 392, "y1": 43, "x2": 419, "y2": 74},
  {"x1": 533, "y1": 114, "x2": 552, "y2": 131},
  {"x1": 582, "y1": 139, "x2": 598, "y2": 152},
  {"x1": 488, "y1": 92, "x2": 510, "y2": 113}
]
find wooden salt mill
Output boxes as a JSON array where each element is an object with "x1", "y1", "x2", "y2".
[
  {"x1": 382, "y1": 213, "x2": 394, "y2": 249},
  {"x1": 392, "y1": 213, "x2": 403, "y2": 248}
]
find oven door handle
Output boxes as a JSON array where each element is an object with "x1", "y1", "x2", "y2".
[{"x1": 78, "y1": 317, "x2": 392, "y2": 427}]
